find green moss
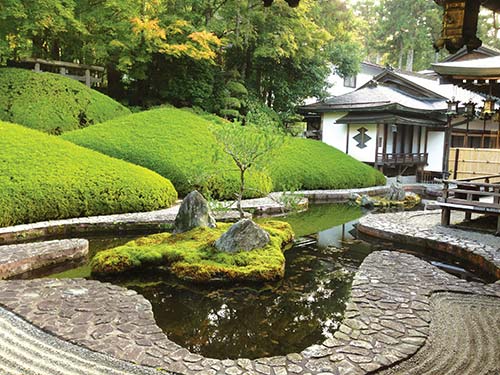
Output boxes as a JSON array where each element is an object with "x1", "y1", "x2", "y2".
[
  {"x1": 0, "y1": 121, "x2": 177, "y2": 227},
  {"x1": 91, "y1": 221, "x2": 294, "y2": 282},
  {"x1": 0, "y1": 68, "x2": 130, "y2": 133}
]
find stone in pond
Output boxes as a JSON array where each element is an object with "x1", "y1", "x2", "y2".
[
  {"x1": 359, "y1": 195, "x2": 375, "y2": 209},
  {"x1": 385, "y1": 182, "x2": 406, "y2": 201},
  {"x1": 215, "y1": 219, "x2": 270, "y2": 253},
  {"x1": 174, "y1": 191, "x2": 216, "y2": 233}
]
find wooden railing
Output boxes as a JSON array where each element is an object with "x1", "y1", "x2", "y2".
[
  {"x1": 440, "y1": 174, "x2": 500, "y2": 235},
  {"x1": 376, "y1": 152, "x2": 428, "y2": 166}
]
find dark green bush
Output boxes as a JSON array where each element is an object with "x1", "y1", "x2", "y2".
[
  {"x1": 268, "y1": 137, "x2": 386, "y2": 190},
  {"x1": 0, "y1": 68, "x2": 130, "y2": 134},
  {"x1": 0, "y1": 121, "x2": 177, "y2": 227},
  {"x1": 63, "y1": 107, "x2": 272, "y2": 199}
]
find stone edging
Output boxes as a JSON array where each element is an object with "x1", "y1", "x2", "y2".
[
  {"x1": 0, "y1": 250, "x2": 498, "y2": 375},
  {"x1": 0, "y1": 186, "x2": 390, "y2": 245},
  {"x1": 299, "y1": 186, "x2": 390, "y2": 202},
  {"x1": 357, "y1": 210, "x2": 500, "y2": 279},
  {"x1": 0, "y1": 239, "x2": 88, "y2": 280}
]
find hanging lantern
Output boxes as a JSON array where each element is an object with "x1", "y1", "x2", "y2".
[
  {"x1": 433, "y1": 0, "x2": 482, "y2": 54},
  {"x1": 464, "y1": 100, "x2": 476, "y2": 119},
  {"x1": 480, "y1": 96, "x2": 496, "y2": 119},
  {"x1": 446, "y1": 97, "x2": 460, "y2": 116}
]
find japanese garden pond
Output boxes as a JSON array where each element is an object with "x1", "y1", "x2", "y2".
[{"x1": 36, "y1": 203, "x2": 491, "y2": 359}]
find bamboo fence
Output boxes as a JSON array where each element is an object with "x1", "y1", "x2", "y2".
[{"x1": 449, "y1": 148, "x2": 500, "y2": 182}]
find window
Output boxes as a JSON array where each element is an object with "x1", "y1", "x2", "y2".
[
  {"x1": 451, "y1": 135, "x2": 465, "y2": 147},
  {"x1": 343, "y1": 75, "x2": 356, "y2": 88}
]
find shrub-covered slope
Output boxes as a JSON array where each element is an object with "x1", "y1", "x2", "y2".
[
  {"x1": 268, "y1": 137, "x2": 386, "y2": 190},
  {"x1": 63, "y1": 107, "x2": 385, "y2": 198},
  {"x1": 0, "y1": 68, "x2": 130, "y2": 134},
  {"x1": 63, "y1": 108, "x2": 272, "y2": 199},
  {"x1": 0, "y1": 121, "x2": 177, "y2": 227}
]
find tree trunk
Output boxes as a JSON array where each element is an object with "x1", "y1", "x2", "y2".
[
  {"x1": 237, "y1": 168, "x2": 245, "y2": 219},
  {"x1": 406, "y1": 49, "x2": 414, "y2": 71},
  {"x1": 398, "y1": 49, "x2": 404, "y2": 70}
]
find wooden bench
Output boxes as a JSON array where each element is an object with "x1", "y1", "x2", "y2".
[{"x1": 438, "y1": 175, "x2": 500, "y2": 236}]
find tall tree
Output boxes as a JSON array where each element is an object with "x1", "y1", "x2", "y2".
[{"x1": 356, "y1": 0, "x2": 443, "y2": 71}]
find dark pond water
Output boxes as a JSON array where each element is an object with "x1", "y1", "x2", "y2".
[{"x1": 45, "y1": 203, "x2": 490, "y2": 359}]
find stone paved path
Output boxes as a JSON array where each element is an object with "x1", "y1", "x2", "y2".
[
  {"x1": 376, "y1": 292, "x2": 500, "y2": 375},
  {"x1": 357, "y1": 210, "x2": 500, "y2": 278},
  {"x1": 0, "y1": 306, "x2": 163, "y2": 375},
  {"x1": 0, "y1": 251, "x2": 498, "y2": 375}
]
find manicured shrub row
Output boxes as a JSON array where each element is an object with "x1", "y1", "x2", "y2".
[
  {"x1": 63, "y1": 107, "x2": 273, "y2": 200},
  {"x1": 268, "y1": 137, "x2": 386, "y2": 191},
  {"x1": 0, "y1": 121, "x2": 177, "y2": 227},
  {"x1": 91, "y1": 220, "x2": 295, "y2": 282},
  {"x1": 0, "y1": 68, "x2": 130, "y2": 134},
  {"x1": 63, "y1": 107, "x2": 385, "y2": 198}
]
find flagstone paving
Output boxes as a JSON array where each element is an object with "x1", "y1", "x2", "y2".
[
  {"x1": 0, "y1": 250, "x2": 498, "y2": 375},
  {"x1": 357, "y1": 210, "x2": 500, "y2": 278}
]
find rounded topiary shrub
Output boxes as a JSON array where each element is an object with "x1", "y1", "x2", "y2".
[
  {"x1": 62, "y1": 107, "x2": 273, "y2": 200},
  {"x1": 268, "y1": 137, "x2": 386, "y2": 190},
  {"x1": 0, "y1": 68, "x2": 130, "y2": 134},
  {"x1": 0, "y1": 121, "x2": 177, "y2": 227}
]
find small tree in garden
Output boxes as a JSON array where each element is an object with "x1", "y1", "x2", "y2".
[{"x1": 213, "y1": 124, "x2": 284, "y2": 218}]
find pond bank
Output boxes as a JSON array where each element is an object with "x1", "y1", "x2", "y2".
[{"x1": 0, "y1": 186, "x2": 389, "y2": 245}]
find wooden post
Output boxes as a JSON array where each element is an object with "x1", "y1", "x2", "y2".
[
  {"x1": 85, "y1": 69, "x2": 91, "y2": 87},
  {"x1": 441, "y1": 208, "x2": 451, "y2": 226},
  {"x1": 453, "y1": 148, "x2": 460, "y2": 179},
  {"x1": 496, "y1": 216, "x2": 500, "y2": 236}
]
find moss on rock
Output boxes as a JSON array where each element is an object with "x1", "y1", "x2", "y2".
[{"x1": 91, "y1": 220, "x2": 294, "y2": 282}]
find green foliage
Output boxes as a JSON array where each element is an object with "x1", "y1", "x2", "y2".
[
  {"x1": 356, "y1": 0, "x2": 442, "y2": 71},
  {"x1": 91, "y1": 220, "x2": 294, "y2": 282},
  {"x1": 0, "y1": 121, "x2": 177, "y2": 227},
  {"x1": 62, "y1": 107, "x2": 273, "y2": 200},
  {"x1": 267, "y1": 137, "x2": 386, "y2": 191},
  {"x1": 0, "y1": 68, "x2": 130, "y2": 134}
]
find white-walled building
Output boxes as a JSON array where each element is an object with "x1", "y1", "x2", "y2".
[{"x1": 301, "y1": 47, "x2": 500, "y2": 180}]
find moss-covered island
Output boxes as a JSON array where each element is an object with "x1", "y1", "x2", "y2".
[{"x1": 91, "y1": 220, "x2": 294, "y2": 282}]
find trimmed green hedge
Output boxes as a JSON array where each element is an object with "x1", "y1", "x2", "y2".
[
  {"x1": 0, "y1": 68, "x2": 130, "y2": 134},
  {"x1": 0, "y1": 121, "x2": 177, "y2": 227},
  {"x1": 268, "y1": 137, "x2": 386, "y2": 190},
  {"x1": 63, "y1": 107, "x2": 385, "y2": 198},
  {"x1": 62, "y1": 107, "x2": 273, "y2": 200}
]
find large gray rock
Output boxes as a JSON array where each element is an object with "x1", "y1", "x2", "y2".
[
  {"x1": 385, "y1": 182, "x2": 406, "y2": 201},
  {"x1": 359, "y1": 195, "x2": 375, "y2": 209},
  {"x1": 215, "y1": 219, "x2": 270, "y2": 253},
  {"x1": 174, "y1": 191, "x2": 216, "y2": 233}
]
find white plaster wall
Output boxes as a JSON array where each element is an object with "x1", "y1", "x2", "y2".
[
  {"x1": 425, "y1": 131, "x2": 445, "y2": 172},
  {"x1": 386, "y1": 127, "x2": 394, "y2": 154},
  {"x1": 348, "y1": 123, "x2": 377, "y2": 163},
  {"x1": 322, "y1": 112, "x2": 349, "y2": 152}
]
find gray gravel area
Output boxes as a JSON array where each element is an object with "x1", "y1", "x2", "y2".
[
  {"x1": 376, "y1": 292, "x2": 500, "y2": 375},
  {"x1": 0, "y1": 306, "x2": 164, "y2": 375}
]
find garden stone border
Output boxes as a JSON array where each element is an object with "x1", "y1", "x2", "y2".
[
  {"x1": 0, "y1": 239, "x2": 88, "y2": 279},
  {"x1": 357, "y1": 210, "x2": 500, "y2": 279},
  {"x1": 0, "y1": 186, "x2": 390, "y2": 245},
  {"x1": 0, "y1": 251, "x2": 498, "y2": 375}
]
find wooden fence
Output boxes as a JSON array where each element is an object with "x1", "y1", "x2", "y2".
[{"x1": 449, "y1": 148, "x2": 500, "y2": 183}]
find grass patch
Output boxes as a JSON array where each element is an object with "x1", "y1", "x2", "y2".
[
  {"x1": 0, "y1": 121, "x2": 177, "y2": 227},
  {"x1": 0, "y1": 68, "x2": 130, "y2": 134},
  {"x1": 91, "y1": 221, "x2": 294, "y2": 282},
  {"x1": 62, "y1": 107, "x2": 272, "y2": 199}
]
